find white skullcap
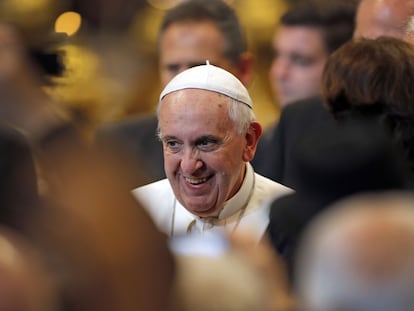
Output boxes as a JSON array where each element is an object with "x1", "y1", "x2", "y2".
[{"x1": 159, "y1": 62, "x2": 253, "y2": 109}]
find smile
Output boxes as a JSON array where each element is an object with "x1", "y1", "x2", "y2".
[{"x1": 185, "y1": 177, "x2": 208, "y2": 185}]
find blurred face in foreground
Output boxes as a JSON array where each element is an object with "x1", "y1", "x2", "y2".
[
  {"x1": 158, "y1": 89, "x2": 259, "y2": 217},
  {"x1": 269, "y1": 25, "x2": 328, "y2": 108}
]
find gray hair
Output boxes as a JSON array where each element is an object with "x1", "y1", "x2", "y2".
[{"x1": 297, "y1": 191, "x2": 414, "y2": 311}]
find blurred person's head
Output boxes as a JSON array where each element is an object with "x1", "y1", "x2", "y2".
[
  {"x1": 269, "y1": 0, "x2": 356, "y2": 108},
  {"x1": 322, "y1": 36, "x2": 414, "y2": 170},
  {"x1": 0, "y1": 22, "x2": 65, "y2": 134},
  {"x1": 0, "y1": 19, "x2": 175, "y2": 311},
  {"x1": 158, "y1": 0, "x2": 252, "y2": 87},
  {"x1": 170, "y1": 230, "x2": 295, "y2": 311},
  {"x1": 29, "y1": 143, "x2": 176, "y2": 311},
  {"x1": 354, "y1": 0, "x2": 414, "y2": 43},
  {"x1": 171, "y1": 252, "x2": 266, "y2": 311},
  {"x1": 296, "y1": 191, "x2": 414, "y2": 311},
  {"x1": 0, "y1": 22, "x2": 63, "y2": 87},
  {"x1": 157, "y1": 64, "x2": 261, "y2": 218},
  {"x1": 323, "y1": 36, "x2": 414, "y2": 118}
]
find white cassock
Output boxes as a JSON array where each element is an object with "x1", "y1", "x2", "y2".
[{"x1": 132, "y1": 163, "x2": 292, "y2": 243}]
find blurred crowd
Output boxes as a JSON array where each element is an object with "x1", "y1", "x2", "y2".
[
  {"x1": 1, "y1": 0, "x2": 414, "y2": 311},
  {"x1": 0, "y1": 0, "x2": 286, "y2": 138}
]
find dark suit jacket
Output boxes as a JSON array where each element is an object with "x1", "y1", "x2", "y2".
[
  {"x1": 95, "y1": 114, "x2": 165, "y2": 185},
  {"x1": 263, "y1": 113, "x2": 410, "y2": 283},
  {"x1": 252, "y1": 96, "x2": 332, "y2": 189}
]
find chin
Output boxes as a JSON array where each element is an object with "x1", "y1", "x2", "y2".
[{"x1": 188, "y1": 204, "x2": 220, "y2": 217}]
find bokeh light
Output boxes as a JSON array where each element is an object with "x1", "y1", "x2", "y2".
[{"x1": 55, "y1": 11, "x2": 82, "y2": 36}]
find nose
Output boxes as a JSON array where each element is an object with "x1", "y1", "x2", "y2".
[{"x1": 180, "y1": 148, "x2": 203, "y2": 174}]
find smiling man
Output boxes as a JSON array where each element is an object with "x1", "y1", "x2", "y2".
[{"x1": 133, "y1": 64, "x2": 291, "y2": 240}]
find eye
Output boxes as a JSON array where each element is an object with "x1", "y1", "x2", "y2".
[
  {"x1": 163, "y1": 139, "x2": 182, "y2": 153},
  {"x1": 165, "y1": 64, "x2": 180, "y2": 75},
  {"x1": 291, "y1": 54, "x2": 315, "y2": 67},
  {"x1": 196, "y1": 137, "x2": 219, "y2": 151}
]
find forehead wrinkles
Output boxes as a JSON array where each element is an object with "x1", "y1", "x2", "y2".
[
  {"x1": 160, "y1": 90, "x2": 232, "y2": 131},
  {"x1": 167, "y1": 89, "x2": 229, "y2": 108}
]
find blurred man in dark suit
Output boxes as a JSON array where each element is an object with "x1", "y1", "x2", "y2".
[
  {"x1": 252, "y1": 0, "x2": 357, "y2": 184},
  {"x1": 268, "y1": 0, "x2": 356, "y2": 109}
]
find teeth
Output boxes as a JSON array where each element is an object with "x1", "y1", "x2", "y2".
[{"x1": 185, "y1": 177, "x2": 207, "y2": 185}]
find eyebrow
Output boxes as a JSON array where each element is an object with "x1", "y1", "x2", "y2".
[
  {"x1": 160, "y1": 134, "x2": 221, "y2": 144},
  {"x1": 194, "y1": 135, "x2": 220, "y2": 144},
  {"x1": 160, "y1": 135, "x2": 177, "y2": 142}
]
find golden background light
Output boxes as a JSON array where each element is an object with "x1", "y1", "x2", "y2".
[
  {"x1": 0, "y1": 0, "x2": 51, "y2": 16},
  {"x1": 145, "y1": 0, "x2": 181, "y2": 10},
  {"x1": 55, "y1": 11, "x2": 82, "y2": 36},
  {"x1": 0, "y1": 0, "x2": 64, "y2": 40},
  {"x1": 1, "y1": 0, "x2": 287, "y2": 134}
]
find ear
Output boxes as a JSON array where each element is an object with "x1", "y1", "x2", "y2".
[
  {"x1": 242, "y1": 121, "x2": 262, "y2": 162},
  {"x1": 237, "y1": 52, "x2": 255, "y2": 87}
]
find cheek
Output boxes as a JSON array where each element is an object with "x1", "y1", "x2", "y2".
[
  {"x1": 296, "y1": 66, "x2": 324, "y2": 87},
  {"x1": 202, "y1": 151, "x2": 236, "y2": 174},
  {"x1": 296, "y1": 67, "x2": 316, "y2": 78},
  {"x1": 233, "y1": 136, "x2": 253, "y2": 161},
  {"x1": 163, "y1": 152, "x2": 178, "y2": 170},
  {"x1": 219, "y1": 144, "x2": 247, "y2": 167}
]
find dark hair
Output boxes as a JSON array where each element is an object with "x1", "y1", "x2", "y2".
[
  {"x1": 280, "y1": 0, "x2": 357, "y2": 54},
  {"x1": 158, "y1": 0, "x2": 246, "y2": 65},
  {"x1": 322, "y1": 36, "x2": 414, "y2": 170}
]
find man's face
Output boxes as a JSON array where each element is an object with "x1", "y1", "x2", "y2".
[
  {"x1": 159, "y1": 20, "x2": 236, "y2": 87},
  {"x1": 269, "y1": 25, "x2": 328, "y2": 108},
  {"x1": 159, "y1": 89, "x2": 250, "y2": 217}
]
